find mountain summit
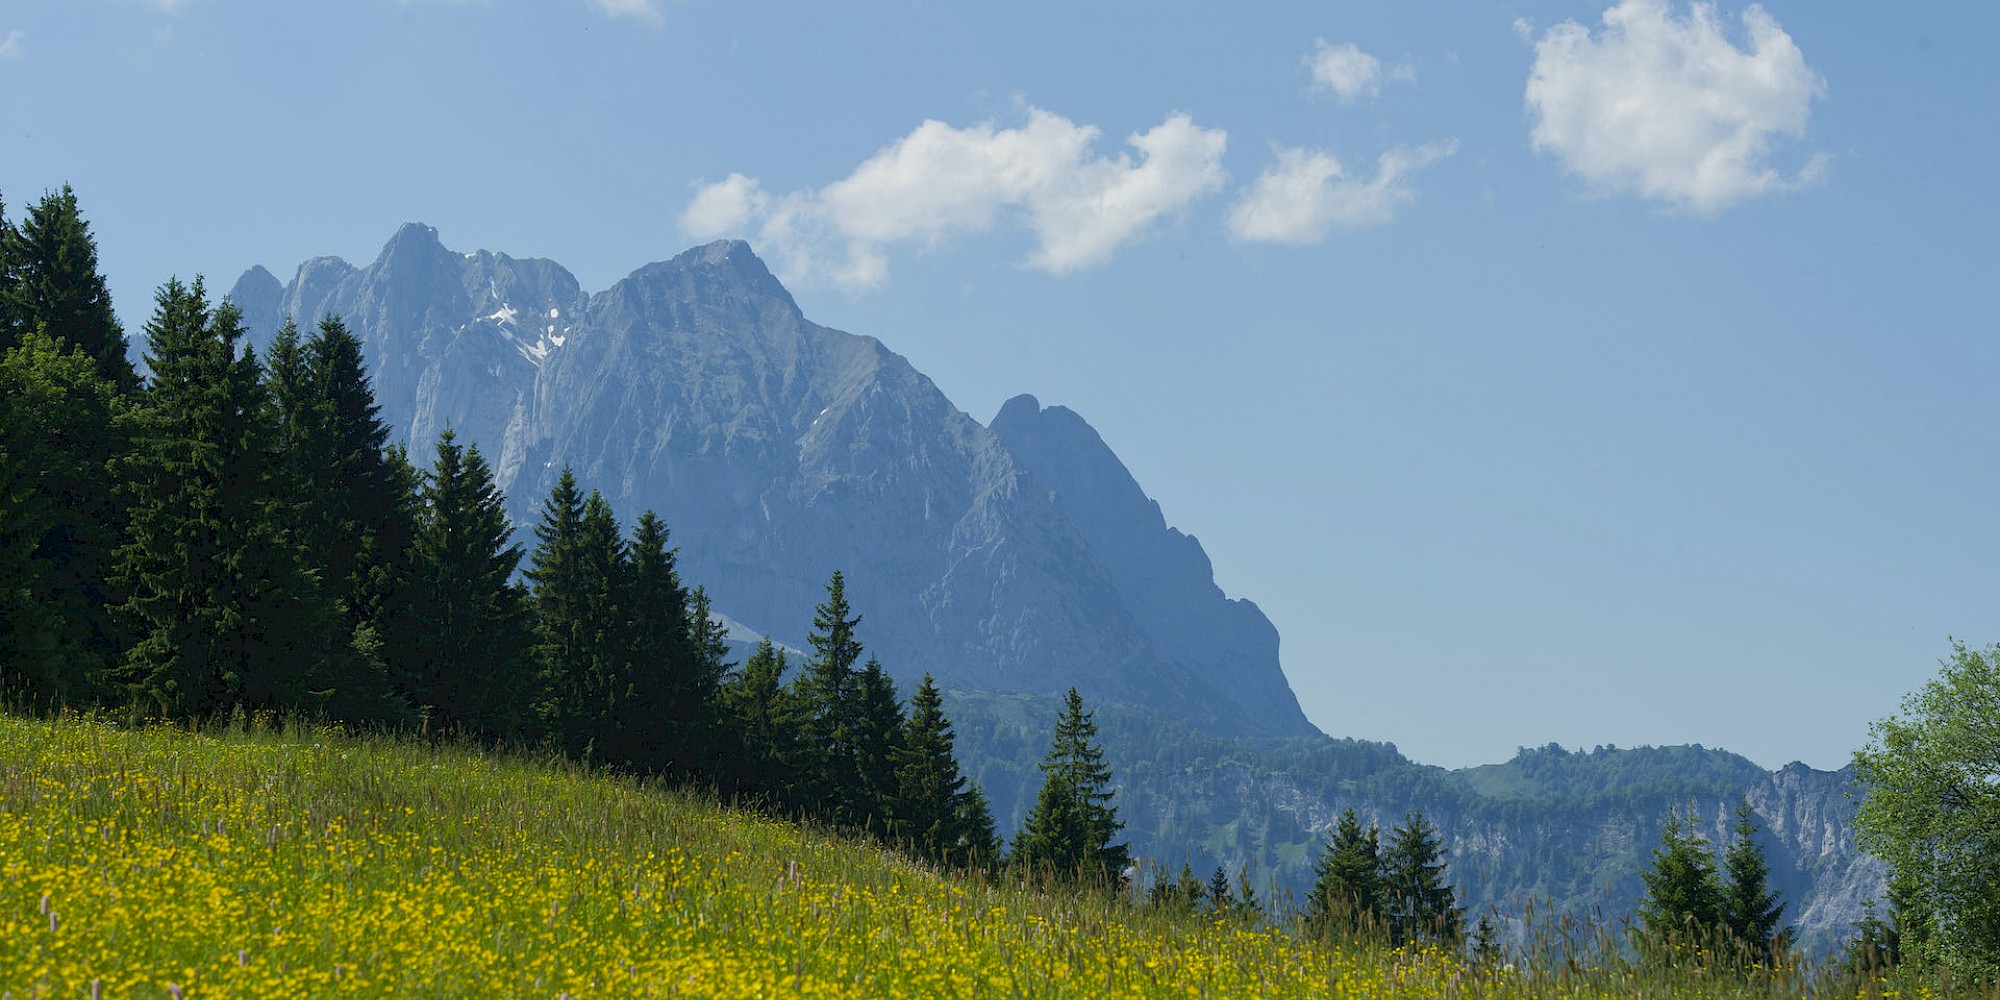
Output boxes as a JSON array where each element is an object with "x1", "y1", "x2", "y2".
[{"x1": 232, "y1": 229, "x2": 1319, "y2": 738}]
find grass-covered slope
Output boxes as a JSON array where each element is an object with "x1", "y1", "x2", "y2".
[
  {"x1": 1, "y1": 713, "x2": 1470, "y2": 998},
  {"x1": 0, "y1": 714, "x2": 1935, "y2": 998}
]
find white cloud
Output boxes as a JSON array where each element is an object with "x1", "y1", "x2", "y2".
[
  {"x1": 1524, "y1": 0, "x2": 1828, "y2": 215},
  {"x1": 680, "y1": 173, "x2": 768, "y2": 238},
  {"x1": 586, "y1": 0, "x2": 664, "y2": 27},
  {"x1": 681, "y1": 107, "x2": 1228, "y2": 290},
  {"x1": 1306, "y1": 39, "x2": 1412, "y2": 103},
  {"x1": 0, "y1": 29, "x2": 23, "y2": 59},
  {"x1": 1227, "y1": 140, "x2": 1457, "y2": 243}
]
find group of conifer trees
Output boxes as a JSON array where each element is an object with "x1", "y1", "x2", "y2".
[
  {"x1": 1305, "y1": 807, "x2": 1465, "y2": 947},
  {"x1": 1, "y1": 184, "x2": 1156, "y2": 881},
  {"x1": 1634, "y1": 800, "x2": 1789, "y2": 963}
]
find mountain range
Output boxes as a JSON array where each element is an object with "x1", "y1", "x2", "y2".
[{"x1": 228, "y1": 226, "x2": 1882, "y2": 949}]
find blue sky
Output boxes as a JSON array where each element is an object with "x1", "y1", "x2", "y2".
[{"x1": 4, "y1": 0, "x2": 1994, "y2": 770}]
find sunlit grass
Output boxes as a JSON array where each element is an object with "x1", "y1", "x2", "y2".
[{"x1": 0, "y1": 713, "x2": 1973, "y2": 997}]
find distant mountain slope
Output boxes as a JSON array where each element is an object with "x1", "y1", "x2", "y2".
[
  {"x1": 945, "y1": 692, "x2": 1882, "y2": 953},
  {"x1": 231, "y1": 226, "x2": 1317, "y2": 738}
]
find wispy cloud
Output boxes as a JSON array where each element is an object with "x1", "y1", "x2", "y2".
[
  {"x1": 1523, "y1": 0, "x2": 1828, "y2": 216},
  {"x1": 0, "y1": 29, "x2": 23, "y2": 60},
  {"x1": 682, "y1": 107, "x2": 1228, "y2": 290},
  {"x1": 1306, "y1": 39, "x2": 1413, "y2": 104},
  {"x1": 1228, "y1": 140, "x2": 1456, "y2": 243},
  {"x1": 586, "y1": 0, "x2": 664, "y2": 27}
]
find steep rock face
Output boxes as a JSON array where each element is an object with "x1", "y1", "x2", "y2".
[
  {"x1": 990, "y1": 395, "x2": 1296, "y2": 740},
  {"x1": 229, "y1": 229, "x2": 1319, "y2": 738}
]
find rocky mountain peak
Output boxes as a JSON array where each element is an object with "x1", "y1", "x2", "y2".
[{"x1": 233, "y1": 226, "x2": 1320, "y2": 739}]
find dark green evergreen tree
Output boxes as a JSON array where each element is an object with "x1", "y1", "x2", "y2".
[
  {"x1": 113, "y1": 283, "x2": 329, "y2": 717},
  {"x1": 1233, "y1": 869, "x2": 1263, "y2": 921},
  {"x1": 893, "y1": 673, "x2": 974, "y2": 863},
  {"x1": 1720, "y1": 799, "x2": 1787, "y2": 958},
  {"x1": 1471, "y1": 914, "x2": 1503, "y2": 968},
  {"x1": 1636, "y1": 806, "x2": 1724, "y2": 946},
  {"x1": 1208, "y1": 865, "x2": 1235, "y2": 915},
  {"x1": 1307, "y1": 809, "x2": 1383, "y2": 938},
  {"x1": 0, "y1": 327, "x2": 128, "y2": 706},
  {"x1": 526, "y1": 472, "x2": 628, "y2": 757},
  {"x1": 796, "y1": 570, "x2": 865, "y2": 822},
  {"x1": 300, "y1": 317, "x2": 410, "y2": 627},
  {"x1": 397, "y1": 430, "x2": 536, "y2": 739},
  {"x1": 1012, "y1": 687, "x2": 1128, "y2": 886},
  {"x1": 1381, "y1": 810, "x2": 1463, "y2": 946},
  {"x1": 956, "y1": 781, "x2": 1003, "y2": 871},
  {"x1": 1, "y1": 185, "x2": 136, "y2": 391},
  {"x1": 851, "y1": 658, "x2": 906, "y2": 835},
  {"x1": 259, "y1": 315, "x2": 411, "y2": 720},
  {"x1": 720, "y1": 637, "x2": 800, "y2": 803},
  {"x1": 615, "y1": 510, "x2": 716, "y2": 773}
]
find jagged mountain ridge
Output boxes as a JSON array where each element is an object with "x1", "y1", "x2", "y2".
[{"x1": 231, "y1": 225, "x2": 1317, "y2": 738}]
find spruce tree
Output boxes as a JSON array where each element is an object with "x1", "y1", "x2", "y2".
[
  {"x1": 1720, "y1": 799, "x2": 1787, "y2": 958},
  {"x1": 259, "y1": 315, "x2": 411, "y2": 721},
  {"x1": 526, "y1": 473, "x2": 627, "y2": 757},
  {"x1": 615, "y1": 510, "x2": 713, "y2": 772},
  {"x1": 398, "y1": 430, "x2": 536, "y2": 740},
  {"x1": 300, "y1": 316, "x2": 410, "y2": 631},
  {"x1": 114, "y1": 283, "x2": 330, "y2": 717},
  {"x1": 1307, "y1": 809, "x2": 1383, "y2": 938},
  {"x1": 1381, "y1": 810, "x2": 1463, "y2": 946},
  {"x1": 2, "y1": 185, "x2": 136, "y2": 391},
  {"x1": 851, "y1": 658, "x2": 906, "y2": 834},
  {"x1": 1013, "y1": 687, "x2": 1128, "y2": 886},
  {"x1": 1472, "y1": 914, "x2": 1503, "y2": 968},
  {"x1": 721, "y1": 637, "x2": 800, "y2": 804},
  {"x1": 1637, "y1": 806, "x2": 1725, "y2": 946},
  {"x1": 1208, "y1": 865, "x2": 1235, "y2": 914},
  {"x1": 955, "y1": 781, "x2": 1003, "y2": 871},
  {"x1": 894, "y1": 673, "x2": 973, "y2": 863},
  {"x1": 0, "y1": 327, "x2": 127, "y2": 706},
  {"x1": 797, "y1": 571, "x2": 865, "y2": 823}
]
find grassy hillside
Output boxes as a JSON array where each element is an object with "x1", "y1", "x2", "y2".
[{"x1": 0, "y1": 714, "x2": 1937, "y2": 998}]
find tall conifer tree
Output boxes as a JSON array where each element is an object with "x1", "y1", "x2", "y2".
[
  {"x1": 527, "y1": 473, "x2": 629, "y2": 756},
  {"x1": 1013, "y1": 687, "x2": 1128, "y2": 885},
  {"x1": 398, "y1": 430, "x2": 536, "y2": 739},
  {"x1": 894, "y1": 673, "x2": 972, "y2": 863},
  {"x1": 1381, "y1": 810, "x2": 1463, "y2": 945},
  {"x1": 1721, "y1": 799, "x2": 1788, "y2": 957},
  {"x1": 797, "y1": 571, "x2": 865, "y2": 820},
  {"x1": 617, "y1": 511, "x2": 721, "y2": 773},
  {"x1": 1637, "y1": 806, "x2": 1725, "y2": 945},
  {"x1": 0, "y1": 328, "x2": 127, "y2": 705},
  {"x1": 721, "y1": 637, "x2": 800, "y2": 803},
  {"x1": 2, "y1": 186, "x2": 136, "y2": 391},
  {"x1": 851, "y1": 657, "x2": 905, "y2": 833},
  {"x1": 114, "y1": 283, "x2": 328, "y2": 716},
  {"x1": 1307, "y1": 809, "x2": 1383, "y2": 937}
]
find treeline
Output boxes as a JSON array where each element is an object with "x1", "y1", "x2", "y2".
[{"x1": 0, "y1": 185, "x2": 1151, "y2": 881}]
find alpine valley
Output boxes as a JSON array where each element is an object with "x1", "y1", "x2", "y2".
[{"x1": 229, "y1": 225, "x2": 1883, "y2": 950}]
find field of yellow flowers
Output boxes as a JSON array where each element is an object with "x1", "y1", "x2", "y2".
[{"x1": 0, "y1": 713, "x2": 1942, "y2": 998}]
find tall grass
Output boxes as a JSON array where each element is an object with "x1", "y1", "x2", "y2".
[{"x1": 0, "y1": 712, "x2": 1981, "y2": 997}]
